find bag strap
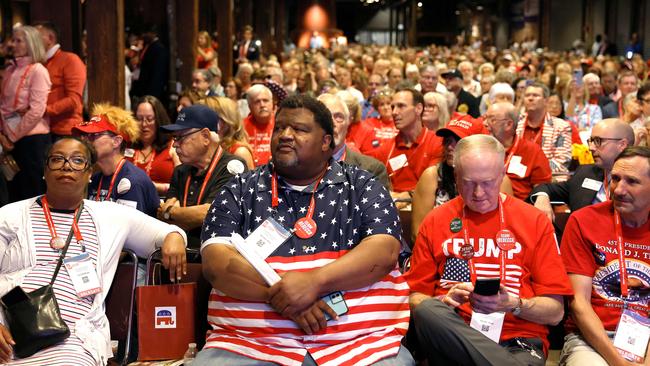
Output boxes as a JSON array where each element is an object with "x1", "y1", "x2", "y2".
[{"x1": 50, "y1": 201, "x2": 84, "y2": 285}]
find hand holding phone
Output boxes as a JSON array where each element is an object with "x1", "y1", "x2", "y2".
[
  {"x1": 473, "y1": 278, "x2": 501, "y2": 296},
  {"x1": 573, "y1": 69, "x2": 584, "y2": 87},
  {"x1": 322, "y1": 291, "x2": 348, "y2": 321}
]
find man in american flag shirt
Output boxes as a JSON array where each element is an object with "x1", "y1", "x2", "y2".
[
  {"x1": 193, "y1": 94, "x2": 413, "y2": 366},
  {"x1": 404, "y1": 134, "x2": 573, "y2": 365}
]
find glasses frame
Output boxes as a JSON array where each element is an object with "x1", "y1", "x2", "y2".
[
  {"x1": 46, "y1": 154, "x2": 90, "y2": 171},
  {"x1": 172, "y1": 129, "x2": 202, "y2": 144},
  {"x1": 587, "y1": 136, "x2": 622, "y2": 147}
]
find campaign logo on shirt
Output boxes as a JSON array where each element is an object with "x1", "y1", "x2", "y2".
[
  {"x1": 593, "y1": 259, "x2": 650, "y2": 305},
  {"x1": 155, "y1": 306, "x2": 177, "y2": 329}
]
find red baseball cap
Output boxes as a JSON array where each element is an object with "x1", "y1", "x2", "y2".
[
  {"x1": 72, "y1": 114, "x2": 129, "y2": 141},
  {"x1": 436, "y1": 115, "x2": 487, "y2": 140}
]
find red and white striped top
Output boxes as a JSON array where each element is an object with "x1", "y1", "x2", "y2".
[
  {"x1": 6, "y1": 201, "x2": 100, "y2": 365},
  {"x1": 204, "y1": 250, "x2": 410, "y2": 366}
]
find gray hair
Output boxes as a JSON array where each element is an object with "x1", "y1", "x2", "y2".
[
  {"x1": 193, "y1": 68, "x2": 213, "y2": 83},
  {"x1": 583, "y1": 72, "x2": 600, "y2": 84},
  {"x1": 453, "y1": 134, "x2": 505, "y2": 170},
  {"x1": 317, "y1": 93, "x2": 350, "y2": 122},
  {"x1": 488, "y1": 83, "x2": 515, "y2": 103},
  {"x1": 246, "y1": 84, "x2": 273, "y2": 104}
]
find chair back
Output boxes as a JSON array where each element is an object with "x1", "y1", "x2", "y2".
[{"x1": 105, "y1": 249, "x2": 138, "y2": 365}]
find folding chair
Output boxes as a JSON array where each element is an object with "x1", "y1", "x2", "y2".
[
  {"x1": 105, "y1": 249, "x2": 138, "y2": 366},
  {"x1": 146, "y1": 248, "x2": 211, "y2": 349}
]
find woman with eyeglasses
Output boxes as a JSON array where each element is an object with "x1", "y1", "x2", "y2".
[
  {"x1": 0, "y1": 136, "x2": 187, "y2": 365},
  {"x1": 0, "y1": 25, "x2": 52, "y2": 203},
  {"x1": 565, "y1": 79, "x2": 603, "y2": 134},
  {"x1": 72, "y1": 104, "x2": 160, "y2": 217},
  {"x1": 421, "y1": 91, "x2": 450, "y2": 131},
  {"x1": 198, "y1": 96, "x2": 255, "y2": 169},
  {"x1": 129, "y1": 96, "x2": 180, "y2": 195}
]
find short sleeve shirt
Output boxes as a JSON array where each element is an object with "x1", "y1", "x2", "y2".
[
  {"x1": 505, "y1": 137, "x2": 552, "y2": 200},
  {"x1": 561, "y1": 201, "x2": 650, "y2": 332},
  {"x1": 88, "y1": 160, "x2": 159, "y2": 217},
  {"x1": 243, "y1": 113, "x2": 274, "y2": 166},
  {"x1": 404, "y1": 195, "x2": 573, "y2": 351}
]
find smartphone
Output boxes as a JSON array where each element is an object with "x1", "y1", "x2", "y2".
[
  {"x1": 322, "y1": 291, "x2": 349, "y2": 320},
  {"x1": 1, "y1": 286, "x2": 29, "y2": 307},
  {"x1": 473, "y1": 278, "x2": 501, "y2": 296},
  {"x1": 573, "y1": 69, "x2": 584, "y2": 87}
]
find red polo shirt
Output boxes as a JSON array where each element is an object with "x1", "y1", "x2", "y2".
[
  {"x1": 359, "y1": 117, "x2": 399, "y2": 154},
  {"x1": 346, "y1": 121, "x2": 375, "y2": 152},
  {"x1": 371, "y1": 128, "x2": 443, "y2": 192},
  {"x1": 504, "y1": 137, "x2": 552, "y2": 200},
  {"x1": 243, "y1": 113, "x2": 274, "y2": 166}
]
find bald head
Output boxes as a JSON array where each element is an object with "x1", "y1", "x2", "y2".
[
  {"x1": 589, "y1": 118, "x2": 635, "y2": 170},
  {"x1": 486, "y1": 102, "x2": 518, "y2": 143}
]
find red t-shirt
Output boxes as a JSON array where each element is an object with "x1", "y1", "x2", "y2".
[
  {"x1": 561, "y1": 201, "x2": 650, "y2": 332},
  {"x1": 127, "y1": 144, "x2": 175, "y2": 185},
  {"x1": 346, "y1": 121, "x2": 375, "y2": 152},
  {"x1": 404, "y1": 195, "x2": 573, "y2": 352},
  {"x1": 243, "y1": 113, "x2": 274, "y2": 166},
  {"x1": 359, "y1": 117, "x2": 399, "y2": 154},
  {"x1": 370, "y1": 128, "x2": 443, "y2": 192},
  {"x1": 505, "y1": 137, "x2": 552, "y2": 200}
]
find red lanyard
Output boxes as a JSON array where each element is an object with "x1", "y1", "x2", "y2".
[
  {"x1": 504, "y1": 136, "x2": 522, "y2": 169},
  {"x1": 271, "y1": 166, "x2": 327, "y2": 239},
  {"x1": 41, "y1": 196, "x2": 83, "y2": 250},
  {"x1": 613, "y1": 210, "x2": 629, "y2": 298},
  {"x1": 182, "y1": 146, "x2": 223, "y2": 207},
  {"x1": 618, "y1": 99, "x2": 623, "y2": 118},
  {"x1": 1, "y1": 64, "x2": 34, "y2": 110},
  {"x1": 603, "y1": 174, "x2": 610, "y2": 200},
  {"x1": 96, "y1": 158, "x2": 126, "y2": 201},
  {"x1": 461, "y1": 196, "x2": 510, "y2": 283},
  {"x1": 136, "y1": 149, "x2": 156, "y2": 176}
]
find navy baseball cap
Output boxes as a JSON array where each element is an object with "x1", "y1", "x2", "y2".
[
  {"x1": 442, "y1": 69, "x2": 463, "y2": 79},
  {"x1": 161, "y1": 105, "x2": 219, "y2": 132}
]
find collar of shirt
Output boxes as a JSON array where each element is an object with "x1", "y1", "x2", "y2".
[
  {"x1": 396, "y1": 126, "x2": 427, "y2": 148},
  {"x1": 46, "y1": 44, "x2": 61, "y2": 60},
  {"x1": 264, "y1": 158, "x2": 348, "y2": 194},
  {"x1": 332, "y1": 145, "x2": 346, "y2": 161}
]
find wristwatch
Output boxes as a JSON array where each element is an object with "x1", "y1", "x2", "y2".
[
  {"x1": 163, "y1": 206, "x2": 173, "y2": 220},
  {"x1": 510, "y1": 297, "x2": 523, "y2": 316}
]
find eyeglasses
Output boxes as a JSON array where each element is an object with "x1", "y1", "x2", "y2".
[
  {"x1": 172, "y1": 129, "x2": 201, "y2": 144},
  {"x1": 331, "y1": 112, "x2": 347, "y2": 122},
  {"x1": 137, "y1": 115, "x2": 156, "y2": 125},
  {"x1": 85, "y1": 132, "x2": 115, "y2": 142},
  {"x1": 587, "y1": 136, "x2": 622, "y2": 147},
  {"x1": 423, "y1": 103, "x2": 438, "y2": 110},
  {"x1": 46, "y1": 155, "x2": 89, "y2": 171}
]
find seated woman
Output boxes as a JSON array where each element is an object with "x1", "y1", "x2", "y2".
[
  {"x1": 411, "y1": 123, "x2": 513, "y2": 243},
  {"x1": 198, "y1": 96, "x2": 255, "y2": 169},
  {"x1": 0, "y1": 137, "x2": 186, "y2": 365},
  {"x1": 422, "y1": 91, "x2": 451, "y2": 131},
  {"x1": 130, "y1": 95, "x2": 181, "y2": 195},
  {"x1": 360, "y1": 89, "x2": 398, "y2": 154}
]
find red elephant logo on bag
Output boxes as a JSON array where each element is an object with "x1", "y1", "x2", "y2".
[{"x1": 154, "y1": 306, "x2": 177, "y2": 329}]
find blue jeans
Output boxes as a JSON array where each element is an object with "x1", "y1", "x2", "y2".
[{"x1": 192, "y1": 344, "x2": 415, "y2": 366}]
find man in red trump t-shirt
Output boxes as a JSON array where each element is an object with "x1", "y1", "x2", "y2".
[
  {"x1": 560, "y1": 146, "x2": 650, "y2": 366},
  {"x1": 404, "y1": 134, "x2": 572, "y2": 365}
]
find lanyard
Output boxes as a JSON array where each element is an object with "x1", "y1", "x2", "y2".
[
  {"x1": 603, "y1": 173, "x2": 610, "y2": 200},
  {"x1": 504, "y1": 136, "x2": 522, "y2": 169},
  {"x1": 461, "y1": 196, "x2": 510, "y2": 283},
  {"x1": 182, "y1": 146, "x2": 223, "y2": 207},
  {"x1": 385, "y1": 129, "x2": 429, "y2": 174},
  {"x1": 613, "y1": 210, "x2": 629, "y2": 298},
  {"x1": 95, "y1": 158, "x2": 126, "y2": 201},
  {"x1": 1, "y1": 64, "x2": 34, "y2": 110},
  {"x1": 271, "y1": 166, "x2": 327, "y2": 239},
  {"x1": 618, "y1": 99, "x2": 623, "y2": 119},
  {"x1": 41, "y1": 196, "x2": 84, "y2": 250},
  {"x1": 136, "y1": 149, "x2": 156, "y2": 176}
]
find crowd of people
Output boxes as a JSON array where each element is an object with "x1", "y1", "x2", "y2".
[{"x1": 0, "y1": 19, "x2": 648, "y2": 366}]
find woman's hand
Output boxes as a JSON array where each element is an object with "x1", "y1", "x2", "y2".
[{"x1": 0, "y1": 134, "x2": 14, "y2": 152}]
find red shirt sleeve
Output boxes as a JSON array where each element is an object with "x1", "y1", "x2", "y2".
[
  {"x1": 560, "y1": 213, "x2": 598, "y2": 277},
  {"x1": 403, "y1": 213, "x2": 439, "y2": 296}
]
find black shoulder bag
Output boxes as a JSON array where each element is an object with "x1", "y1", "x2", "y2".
[{"x1": 0, "y1": 202, "x2": 84, "y2": 358}]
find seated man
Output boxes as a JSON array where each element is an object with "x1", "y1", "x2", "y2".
[
  {"x1": 530, "y1": 119, "x2": 634, "y2": 222},
  {"x1": 560, "y1": 146, "x2": 650, "y2": 366},
  {"x1": 243, "y1": 84, "x2": 275, "y2": 166},
  {"x1": 405, "y1": 134, "x2": 573, "y2": 365},
  {"x1": 194, "y1": 94, "x2": 413, "y2": 366},
  {"x1": 486, "y1": 101, "x2": 551, "y2": 200},
  {"x1": 158, "y1": 105, "x2": 247, "y2": 248},
  {"x1": 317, "y1": 93, "x2": 391, "y2": 190},
  {"x1": 370, "y1": 87, "x2": 443, "y2": 199},
  {"x1": 516, "y1": 82, "x2": 573, "y2": 181}
]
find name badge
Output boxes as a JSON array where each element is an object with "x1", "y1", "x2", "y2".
[
  {"x1": 388, "y1": 154, "x2": 408, "y2": 172},
  {"x1": 506, "y1": 156, "x2": 528, "y2": 178},
  {"x1": 64, "y1": 253, "x2": 101, "y2": 298},
  {"x1": 613, "y1": 309, "x2": 650, "y2": 363},
  {"x1": 2, "y1": 112, "x2": 21, "y2": 131},
  {"x1": 246, "y1": 217, "x2": 292, "y2": 259},
  {"x1": 581, "y1": 178, "x2": 603, "y2": 191},
  {"x1": 470, "y1": 311, "x2": 505, "y2": 343},
  {"x1": 124, "y1": 148, "x2": 135, "y2": 158}
]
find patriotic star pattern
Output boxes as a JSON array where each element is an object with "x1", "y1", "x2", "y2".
[{"x1": 200, "y1": 160, "x2": 410, "y2": 366}]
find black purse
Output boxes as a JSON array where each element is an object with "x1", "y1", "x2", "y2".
[{"x1": 1, "y1": 202, "x2": 83, "y2": 359}]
